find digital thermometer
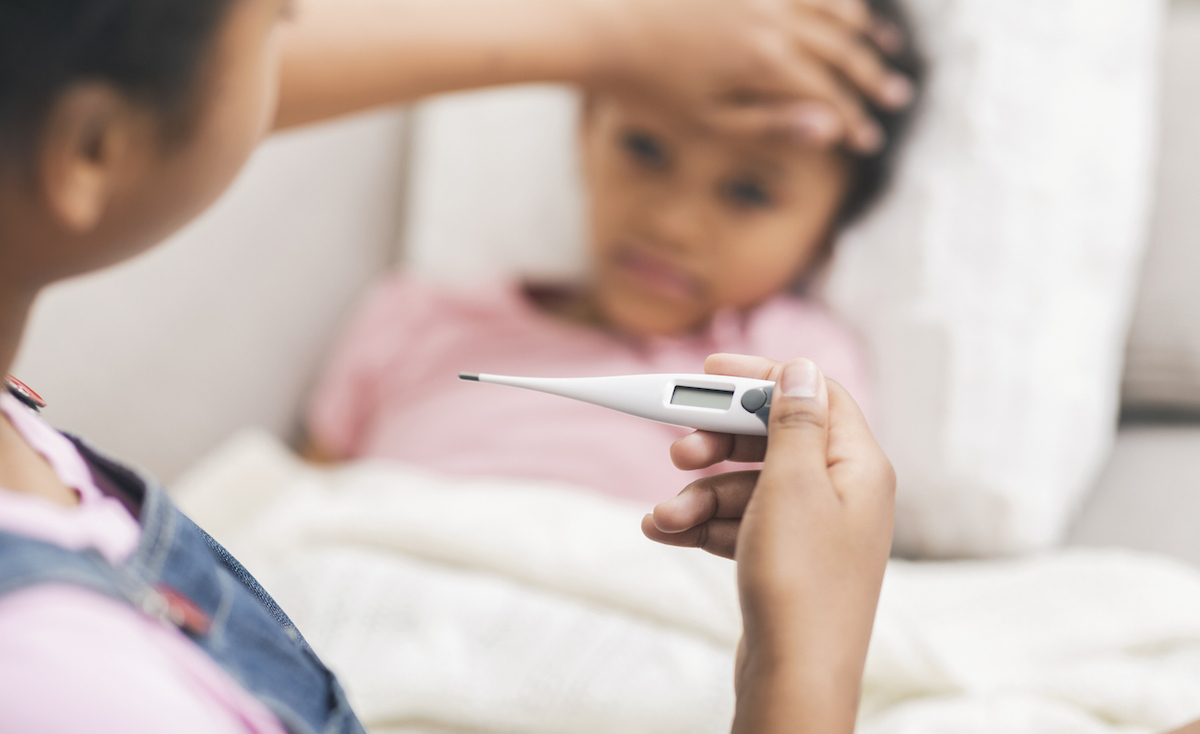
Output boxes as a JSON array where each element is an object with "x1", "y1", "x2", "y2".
[{"x1": 459, "y1": 372, "x2": 775, "y2": 436}]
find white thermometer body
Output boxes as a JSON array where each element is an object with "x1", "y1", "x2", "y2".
[{"x1": 460, "y1": 372, "x2": 775, "y2": 436}]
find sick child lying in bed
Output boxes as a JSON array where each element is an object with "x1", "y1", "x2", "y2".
[{"x1": 306, "y1": 0, "x2": 923, "y2": 504}]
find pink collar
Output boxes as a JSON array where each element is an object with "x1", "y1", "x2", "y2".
[{"x1": 0, "y1": 393, "x2": 104, "y2": 505}]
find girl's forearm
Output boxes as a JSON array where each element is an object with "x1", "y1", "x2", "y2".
[
  {"x1": 276, "y1": 0, "x2": 604, "y2": 129},
  {"x1": 734, "y1": 673, "x2": 859, "y2": 734},
  {"x1": 276, "y1": 0, "x2": 912, "y2": 148},
  {"x1": 733, "y1": 627, "x2": 870, "y2": 734}
]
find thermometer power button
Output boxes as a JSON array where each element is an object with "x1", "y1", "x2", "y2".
[{"x1": 740, "y1": 388, "x2": 768, "y2": 413}]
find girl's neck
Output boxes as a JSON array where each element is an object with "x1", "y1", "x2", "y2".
[
  {"x1": 524, "y1": 282, "x2": 610, "y2": 331},
  {"x1": 524, "y1": 281, "x2": 719, "y2": 342},
  {"x1": 0, "y1": 283, "x2": 78, "y2": 507},
  {"x1": 0, "y1": 283, "x2": 35, "y2": 379}
]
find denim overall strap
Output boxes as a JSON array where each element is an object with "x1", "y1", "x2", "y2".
[
  {"x1": 33, "y1": 434, "x2": 367, "y2": 734},
  {"x1": 0, "y1": 531, "x2": 151, "y2": 612},
  {"x1": 68, "y1": 436, "x2": 312, "y2": 649}
]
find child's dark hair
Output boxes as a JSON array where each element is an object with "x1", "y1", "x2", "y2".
[
  {"x1": 0, "y1": 0, "x2": 237, "y2": 166},
  {"x1": 837, "y1": 0, "x2": 926, "y2": 226}
]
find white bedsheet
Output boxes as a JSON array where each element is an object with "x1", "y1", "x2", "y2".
[{"x1": 174, "y1": 431, "x2": 1200, "y2": 734}]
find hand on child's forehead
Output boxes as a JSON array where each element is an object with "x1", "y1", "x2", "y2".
[
  {"x1": 586, "y1": 94, "x2": 849, "y2": 179},
  {"x1": 588, "y1": 95, "x2": 850, "y2": 161}
]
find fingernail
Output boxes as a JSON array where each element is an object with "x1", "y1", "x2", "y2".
[
  {"x1": 882, "y1": 75, "x2": 914, "y2": 108},
  {"x1": 780, "y1": 359, "x2": 821, "y2": 399},
  {"x1": 792, "y1": 105, "x2": 839, "y2": 142},
  {"x1": 871, "y1": 21, "x2": 904, "y2": 55}
]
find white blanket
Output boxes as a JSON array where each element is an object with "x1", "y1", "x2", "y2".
[{"x1": 174, "y1": 431, "x2": 1200, "y2": 734}]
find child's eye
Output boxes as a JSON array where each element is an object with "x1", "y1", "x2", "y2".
[
  {"x1": 720, "y1": 178, "x2": 774, "y2": 209},
  {"x1": 621, "y1": 130, "x2": 670, "y2": 170}
]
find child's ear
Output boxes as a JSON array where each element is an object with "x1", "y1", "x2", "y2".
[{"x1": 37, "y1": 84, "x2": 144, "y2": 234}]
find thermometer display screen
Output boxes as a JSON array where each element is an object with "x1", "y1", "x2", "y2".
[{"x1": 671, "y1": 386, "x2": 734, "y2": 410}]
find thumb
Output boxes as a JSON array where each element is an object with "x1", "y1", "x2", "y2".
[{"x1": 761, "y1": 358, "x2": 830, "y2": 485}]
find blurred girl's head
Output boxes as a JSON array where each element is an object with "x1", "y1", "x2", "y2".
[
  {"x1": 0, "y1": 0, "x2": 293, "y2": 287},
  {"x1": 580, "y1": 0, "x2": 924, "y2": 338}
]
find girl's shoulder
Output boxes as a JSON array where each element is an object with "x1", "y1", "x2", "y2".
[
  {"x1": 336, "y1": 272, "x2": 540, "y2": 367},
  {"x1": 328, "y1": 272, "x2": 587, "y2": 383},
  {"x1": 354, "y1": 273, "x2": 613, "y2": 353}
]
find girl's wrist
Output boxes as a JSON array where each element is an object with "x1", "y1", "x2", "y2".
[
  {"x1": 735, "y1": 634, "x2": 864, "y2": 734},
  {"x1": 550, "y1": 0, "x2": 633, "y2": 90},
  {"x1": 735, "y1": 597, "x2": 877, "y2": 734},
  {"x1": 503, "y1": 0, "x2": 601, "y2": 86}
]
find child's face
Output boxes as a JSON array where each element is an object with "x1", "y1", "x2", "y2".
[{"x1": 582, "y1": 97, "x2": 851, "y2": 337}]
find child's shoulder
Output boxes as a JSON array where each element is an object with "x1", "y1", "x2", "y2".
[
  {"x1": 362, "y1": 272, "x2": 522, "y2": 318},
  {"x1": 348, "y1": 272, "x2": 531, "y2": 340},
  {"x1": 329, "y1": 272, "x2": 568, "y2": 382}
]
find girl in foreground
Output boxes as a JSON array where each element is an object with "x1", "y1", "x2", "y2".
[{"x1": 0, "y1": 0, "x2": 917, "y2": 731}]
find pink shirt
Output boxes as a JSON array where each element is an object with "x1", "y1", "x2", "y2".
[
  {"x1": 0, "y1": 393, "x2": 286, "y2": 734},
  {"x1": 309, "y1": 275, "x2": 871, "y2": 504}
]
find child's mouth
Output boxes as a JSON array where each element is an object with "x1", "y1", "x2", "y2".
[{"x1": 611, "y1": 248, "x2": 703, "y2": 303}]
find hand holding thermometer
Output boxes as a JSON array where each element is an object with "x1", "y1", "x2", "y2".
[{"x1": 459, "y1": 372, "x2": 775, "y2": 435}]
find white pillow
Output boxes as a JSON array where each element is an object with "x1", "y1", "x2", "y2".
[
  {"x1": 825, "y1": 0, "x2": 1163, "y2": 556},
  {"x1": 402, "y1": 1, "x2": 1164, "y2": 557}
]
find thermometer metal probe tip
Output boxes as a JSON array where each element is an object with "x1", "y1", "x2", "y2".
[{"x1": 459, "y1": 372, "x2": 480, "y2": 382}]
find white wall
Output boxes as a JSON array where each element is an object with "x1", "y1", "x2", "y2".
[{"x1": 13, "y1": 109, "x2": 408, "y2": 482}]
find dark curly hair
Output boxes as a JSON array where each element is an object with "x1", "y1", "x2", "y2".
[
  {"x1": 0, "y1": 0, "x2": 238, "y2": 165},
  {"x1": 837, "y1": 0, "x2": 927, "y2": 226}
]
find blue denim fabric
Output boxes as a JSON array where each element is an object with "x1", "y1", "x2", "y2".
[{"x1": 0, "y1": 435, "x2": 365, "y2": 734}]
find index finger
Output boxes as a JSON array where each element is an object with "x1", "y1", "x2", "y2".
[
  {"x1": 671, "y1": 354, "x2": 882, "y2": 475},
  {"x1": 670, "y1": 429, "x2": 766, "y2": 470},
  {"x1": 705, "y1": 353, "x2": 781, "y2": 380},
  {"x1": 797, "y1": 0, "x2": 906, "y2": 56},
  {"x1": 795, "y1": 0, "x2": 873, "y2": 33},
  {"x1": 669, "y1": 354, "x2": 781, "y2": 470}
]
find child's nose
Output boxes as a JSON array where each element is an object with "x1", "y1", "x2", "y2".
[{"x1": 642, "y1": 191, "x2": 711, "y2": 254}]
